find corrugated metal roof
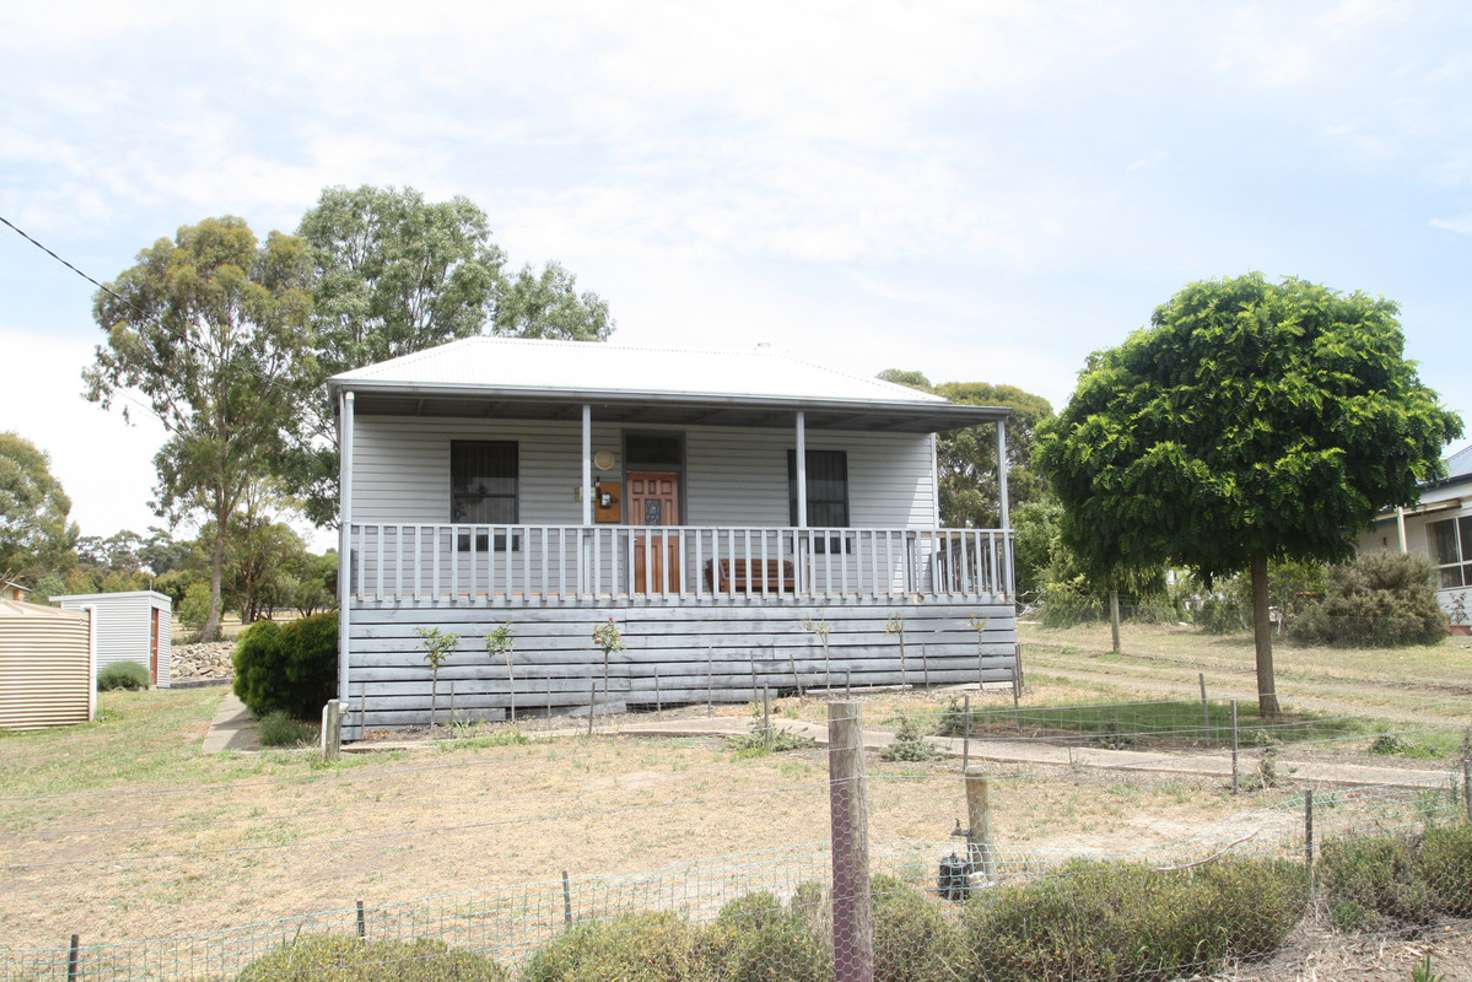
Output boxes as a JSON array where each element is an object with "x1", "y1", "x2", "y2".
[
  {"x1": 50, "y1": 590, "x2": 172, "y2": 607},
  {"x1": 329, "y1": 337, "x2": 949, "y2": 407},
  {"x1": 0, "y1": 600, "x2": 86, "y2": 620},
  {"x1": 1447, "y1": 443, "x2": 1472, "y2": 480}
]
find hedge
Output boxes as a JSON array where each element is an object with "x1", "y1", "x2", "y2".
[
  {"x1": 234, "y1": 935, "x2": 506, "y2": 981},
  {"x1": 232, "y1": 612, "x2": 337, "y2": 720}
]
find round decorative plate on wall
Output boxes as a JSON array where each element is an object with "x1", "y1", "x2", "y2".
[{"x1": 593, "y1": 449, "x2": 617, "y2": 472}]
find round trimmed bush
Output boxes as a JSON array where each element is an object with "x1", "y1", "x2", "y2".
[
  {"x1": 871, "y1": 875, "x2": 966, "y2": 982},
  {"x1": 1417, "y1": 825, "x2": 1472, "y2": 918},
  {"x1": 963, "y1": 857, "x2": 1305, "y2": 981},
  {"x1": 709, "y1": 891, "x2": 831, "y2": 982},
  {"x1": 97, "y1": 660, "x2": 150, "y2": 691},
  {"x1": 520, "y1": 912, "x2": 717, "y2": 982},
  {"x1": 232, "y1": 612, "x2": 337, "y2": 720},
  {"x1": 1320, "y1": 833, "x2": 1435, "y2": 932},
  {"x1": 234, "y1": 934, "x2": 507, "y2": 981}
]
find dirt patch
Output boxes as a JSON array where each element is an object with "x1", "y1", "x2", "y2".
[{"x1": 1223, "y1": 919, "x2": 1472, "y2": 980}]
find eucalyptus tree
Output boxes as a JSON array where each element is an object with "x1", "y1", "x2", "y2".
[
  {"x1": 280, "y1": 186, "x2": 614, "y2": 526},
  {"x1": 85, "y1": 216, "x2": 314, "y2": 641}
]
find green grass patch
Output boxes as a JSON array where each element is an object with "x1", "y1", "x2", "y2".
[
  {"x1": 257, "y1": 711, "x2": 317, "y2": 748},
  {"x1": 936, "y1": 697, "x2": 1361, "y2": 750}
]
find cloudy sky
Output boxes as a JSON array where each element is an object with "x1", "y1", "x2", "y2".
[{"x1": 2, "y1": 0, "x2": 1470, "y2": 545}]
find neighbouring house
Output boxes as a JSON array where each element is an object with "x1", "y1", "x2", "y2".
[
  {"x1": 0, "y1": 599, "x2": 96, "y2": 730},
  {"x1": 1355, "y1": 443, "x2": 1472, "y2": 626},
  {"x1": 50, "y1": 591, "x2": 173, "y2": 688},
  {"x1": 330, "y1": 337, "x2": 1019, "y2": 734},
  {"x1": 2, "y1": 580, "x2": 32, "y2": 603}
]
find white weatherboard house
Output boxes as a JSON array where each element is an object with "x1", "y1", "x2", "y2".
[
  {"x1": 1356, "y1": 443, "x2": 1472, "y2": 624},
  {"x1": 51, "y1": 591, "x2": 173, "y2": 687},
  {"x1": 330, "y1": 338, "x2": 1018, "y2": 734}
]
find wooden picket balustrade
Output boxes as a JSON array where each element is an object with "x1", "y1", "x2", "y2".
[{"x1": 346, "y1": 524, "x2": 1013, "y2": 605}]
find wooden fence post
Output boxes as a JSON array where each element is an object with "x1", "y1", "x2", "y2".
[
  {"x1": 1462, "y1": 736, "x2": 1471, "y2": 825},
  {"x1": 965, "y1": 767, "x2": 997, "y2": 883},
  {"x1": 1199, "y1": 673, "x2": 1209, "y2": 737},
  {"x1": 561, "y1": 870, "x2": 573, "y2": 927},
  {"x1": 1109, "y1": 589, "x2": 1121, "y2": 654},
  {"x1": 962, "y1": 694, "x2": 971, "y2": 772},
  {"x1": 321, "y1": 699, "x2": 341, "y2": 762},
  {"x1": 828, "y1": 700, "x2": 873, "y2": 982},
  {"x1": 66, "y1": 934, "x2": 79, "y2": 982},
  {"x1": 356, "y1": 900, "x2": 366, "y2": 939},
  {"x1": 1230, "y1": 699, "x2": 1240, "y2": 794}
]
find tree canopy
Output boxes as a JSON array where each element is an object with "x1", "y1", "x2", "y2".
[
  {"x1": 279, "y1": 185, "x2": 615, "y2": 526},
  {"x1": 1035, "y1": 273, "x2": 1462, "y2": 713},
  {"x1": 0, "y1": 432, "x2": 77, "y2": 584},
  {"x1": 85, "y1": 216, "x2": 315, "y2": 640},
  {"x1": 876, "y1": 370, "x2": 1054, "y2": 527}
]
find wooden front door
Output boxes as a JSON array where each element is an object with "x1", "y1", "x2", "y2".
[
  {"x1": 149, "y1": 607, "x2": 160, "y2": 686},
  {"x1": 627, "y1": 471, "x2": 681, "y2": 593}
]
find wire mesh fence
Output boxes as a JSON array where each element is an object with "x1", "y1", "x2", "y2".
[{"x1": 3, "y1": 700, "x2": 1469, "y2": 981}]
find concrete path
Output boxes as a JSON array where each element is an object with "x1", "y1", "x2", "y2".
[
  {"x1": 201, "y1": 692, "x2": 261, "y2": 753},
  {"x1": 618, "y1": 716, "x2": 1453, "y2": 791}
]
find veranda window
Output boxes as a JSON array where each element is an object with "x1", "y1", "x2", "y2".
[
  {"x1": 1429, "y1": 515, "x2": 1472, "y2": 588},
  {"x1": 451, "y1": 441, "x2": 518, "y2": 551}
]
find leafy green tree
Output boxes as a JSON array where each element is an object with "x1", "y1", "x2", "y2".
[
  {"x1": 876, "y1": 372, "x2": 1054, "y2": 528},
  {"x1": 85, "y1": 216, "x2": 314, "y2": 641},
  {"x1": 0, "y1": 432, "x2": 78, "y2": 584},
  {"x1": 138, "y1": 526, "x2": 191, "y2": 576},
  {"x1": 1011, "y1": 497, "x2": 1063, "y2": 599},
  {"x1": 1036, "y1": 274, "x2": 1462, "y2": 715},
  {"x1": 278, "y1": 186, "x2": 615, "y2": 527}
]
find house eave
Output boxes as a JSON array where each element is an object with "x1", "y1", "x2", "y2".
[{"x1": 326, "y1": 378, "x2": 1009, "y2": 432}]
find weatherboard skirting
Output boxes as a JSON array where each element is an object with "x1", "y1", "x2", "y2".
[{"x1": 342, "y1": 598, "x2": 1017, "y2": 735}]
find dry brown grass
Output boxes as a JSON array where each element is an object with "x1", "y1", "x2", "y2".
[
  {"x1": 3, "y1": 619, "x2": 1465, "y2": 953},
  {"x1": 1, "y1": 686, "x2": 1260, "y2": 950}
]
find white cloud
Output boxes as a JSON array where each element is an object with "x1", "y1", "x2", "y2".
[{"x1": 1429, "y1": 214, "x2": 1472, "y2": 235}]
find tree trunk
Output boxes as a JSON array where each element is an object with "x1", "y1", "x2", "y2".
[
  {"x1": 200, "y1": 513, "x2": 227, "y2": 642},
  {"x1": 1250, "y1": 555, "x2": 1281, "y2": 718},
  {"x1": 430, "y1": 669, "x2": 438, "y2": 734},
  {"x1": 1109, "y1": 589, "x2": 1122, "y2": 654}
]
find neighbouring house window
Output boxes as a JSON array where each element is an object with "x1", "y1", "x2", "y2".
[
  {"x1": 451, "y1": 441, "x2": 518, "y2": 551},
  {"x1": 788, "y1": 449, "x2": 849, "y2": 553},
  {"x1": 1429, "y1": 515, "x2": 1472, "y2": 588}
]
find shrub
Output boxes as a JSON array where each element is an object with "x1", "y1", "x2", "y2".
[
  {"x1": 520, "y1": 912, "x2": 717, "y2": 982},
  {"x1": 1320, "y1": 833, "x2": 1436, "y2": 932},
  {"x1": 1196, "y1": 592, "x2": 1247, "y2": 634},
  {"x1": 1290, "y1": 554, "x2": 1448, "y2": 647},
  {"x1": 708, "y1": 892, "x2": 831, "y2": 981},
  {"x1": 963, "y1": 857, "x2": 1305, "y2": 980},
  {"x1": 257, "y1": 711, "x2": 317, "y2": 748},
  {"x1": 1418, "y1": 825, "x2": 1472, "y2": 917},
  {"x1": 232, "y1": 612, "x2": 338, "y2": 720},
  {"x1": 234, "y1": 934, "x2": 507, "y2": 981},
  {"x1": 871, "y1": 875, "x2": 966, "y2": 982},
  {"x1": 179, "y1": 581, "x2": 213, "y2": 631},
  {"x1": 880, "y1": 716, "x2": 942, "y2": 762},
  {"x1": 97, "y1": 660, "x2": 150, "y2": 691}
]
